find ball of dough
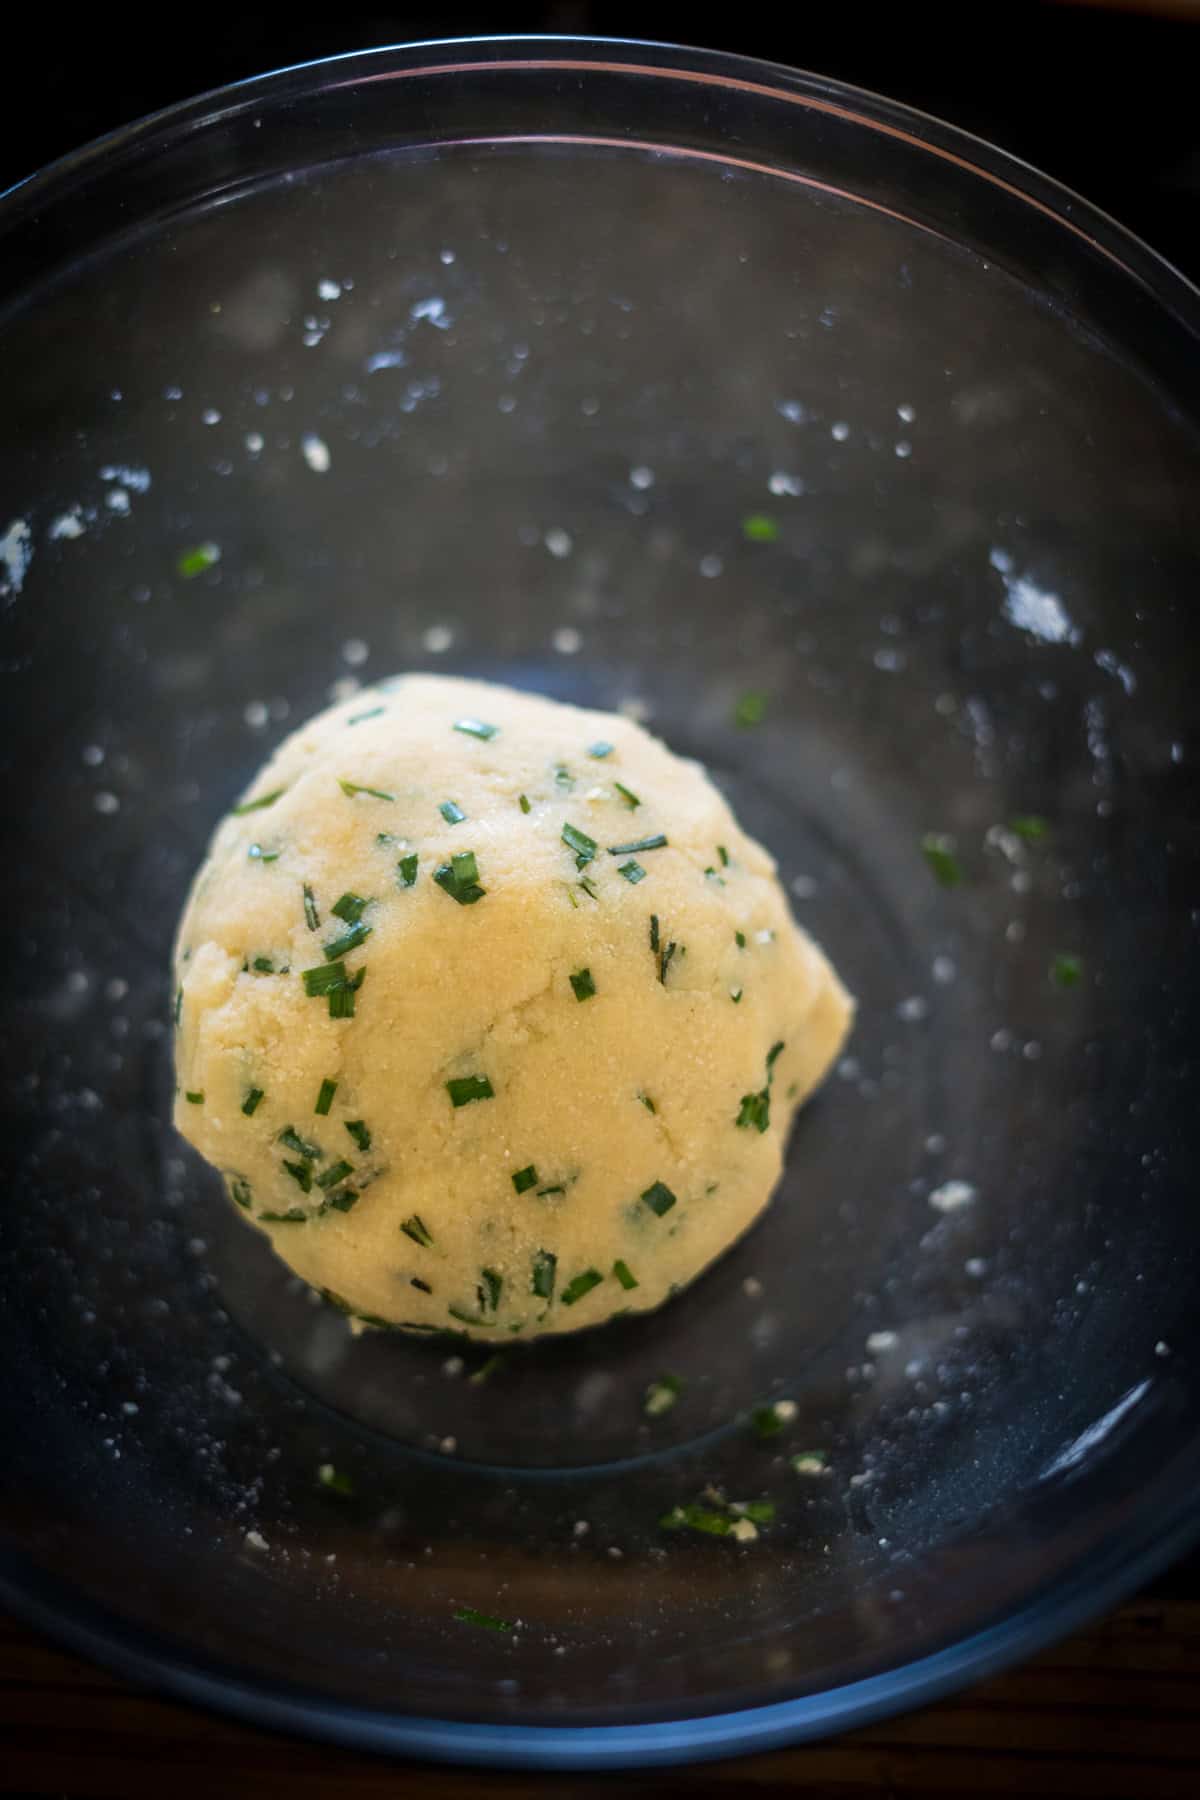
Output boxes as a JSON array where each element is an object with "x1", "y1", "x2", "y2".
[{"x1": 173, "y1": 675, "x2": 852, "y2": 1339}]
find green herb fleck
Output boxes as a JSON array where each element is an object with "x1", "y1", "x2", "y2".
[
  {"x1": 446, "y1": 1074, "x2": 494, "y2": 1108},
  {"x1": 612, "y1": 1259, "x2": 639, "y2": 1290},
  {"x1": 453, "y1": 718, "x2": 499, "y2": 741},
  {"x1": 327, "y1": 970, "x2": 364, "y2": 1019},
  {"x1": 315, "y1": 1158, "x2": 354, "y2": 1191},
  {"x1": 519, "y1": 794, "x2": 532, "y2": 814},
  {"x1": 733, "y1": 690, "x2": 768, "y2": 728},
  {"x1": 304, "y1": 961, "x2": 346, "y2": 997},
  {"x1": 569, "y1": 967, "x2": 596, "y2": 1002},
  {"x1": 661, "y1": 1504, "x2": 731, "y2": 1537},
  {"x1": 735, "y1": 930, "x2": 746, "y2": 949},
  {"x1": 790, "y1": 1451, "x2": 829, "y2": 1476},
  {"x1": 1010, "y1": 814, "x2": 1050, "y2": 844},
  {"x1": 174, "y1": 986, "x2": 183, "y2": 1028},
  {"x1": 641, "y1": 1180, "x2": 677, "y2": 1218},
  {"x1": 279, "y1": 1125, "x2": 321, "y2": 1160},
  {"x1": 453, "y1": 1607, "x2": 513, "y2": 1633},
  {"x1": 324, "y1": 920, "x2": 372, "y2": 960},
  {"x1": 242, "y1": 1087, "x2": 264, "y2": 1117},
  {"x1": 736, "y1": 1089, "x2": 770, "y2": 1132},
  {"x1": 339, "y1": 779, "x2": 395, "y2": 802},
  {"x1": 247, "y1": 843, "x2": 280, "y2": 863},
  {"x1": 718, "y1": 845, "x2": 730, "y2": 867},
  {"x1": 743, "y1": 513, "x2": 779, "y2": 543},
  {"x1": 512, "y1": 1165, "x2": 539, "y2": 1194},
  {"x1": 921, "y1": 833, "x2": 962, "y2": 887},
  {"x1": 331, "y1": 892, "x2": 369, "y2": 924},
  {"x1": 531, "y1": 1250, "x2": 557, "y2": 1299},
  {"x1": 1051, "y1": 952, "x2": 1083, "y2": 989},
  {"x1": 645, "y1": 1374, "x2": 682, "y2": 1417},
  {"x1": 658, "y1": 940, "x2": 678, "y2": 985},
  {"x1": 251, "y1": 956, "x2": 275, "y2": 973},
  {"x1": 470, "y1": 1352, "x2": 506, "y2": 1385},
  {"x1": 732, "y1": 1500, "x2": 776, "y2": 1525},
  {"x1": 554, "y1": 764, "x2": 574, "y2": 791},
  {"x1": 562, "y1": 821, "x2": 598, "y2": 867},
  {"x1": 282, "y1": 1160, "x2": 313, "y2": 1194},
  {"x1": 439, "y1": 799, "x2": 466, "y2": 825},
  {"x1": 185, "y1": 1090, "x2": 205, "y2": 1105},
  {"x1": 447, "y1": 1305, "x2": 493, "y2": 1328},
  {"x1": 561, "y1": 1268, "x2": 603, "y2": 1306},
  {"x1": 317, "y1": 1463, "x2": 354, "y2": 1496},
  {"x1": 434, "y1": 851, "x2": 486, "y2": 906},
  {"x1": 260, "y1": 1206, "x2": 308, "y2": 1223},
  {"x1": 650, "y1": 914, "x2": 660, "y2": 954},
  {"x1": 614, "y1": 781, "x2": 641, "y2": 811},
  {"x1": 314, "y1": 1078, "x2": 337, "y2": 1116},
  {"x1": 323, "y1": 1187, "x2": 359, "y2": 1213},
  {"x1": 766, "y1": 1041, "x2": 785, "y2": 1078},
  {"x1": 588, "y1": 741, "x2": 614, "y2": 759},
  {"x1": 401, "y1": 1214, "x2": 433, "y2": 1248},
  {"x1": 229, "y1": 1177, "x2": 253, "y2": 1210},
  {"x1": 347, "y1": 705, "x2": 385, "y2": 725},
  {"x1": 303, "y1": 884, "x2": 320, "y2": 930},
  {"x1": 639, "y1": 1093, "x2": 656, "y2": 1114},
  {"x1": 608, "y1": 834, "x2": 667, "y2": 855},
  {"x1": 537, "y1": 1185, "x2": 565, "y2": 1198},
  {"x1": 177, "y1": 542, "x2": 220, "y2": 579},
  {"x1": 344, "y1": 1120, "x2": 371, "y2": 1152},
  {"x1": 478, "y1": 1267, "x2": 502, "y2": 1313},
  {"x1": 619, "y1": 859, "x2": 646, "y2": 884},
  {"x1": 751, "y1": 1401, "x2": 793, "y2": 1440},
  {"x1": 397, "y1": 853, "x2": 419, "y2": 889},
  {"x1": 411, "y1": 1276, "x2": 433, "y2": 1295},
  {"x1": 730, "y1": 987, "x2": 743, "y2": 1004}
]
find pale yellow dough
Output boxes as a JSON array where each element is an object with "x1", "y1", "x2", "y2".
[{"x1": 173, "y1": 675, "x2": 853, "y2": 1338}]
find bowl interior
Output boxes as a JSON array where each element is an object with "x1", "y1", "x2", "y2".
[{"x1": 1, "y1": 43, "x2": 1199, "y2": 1751}]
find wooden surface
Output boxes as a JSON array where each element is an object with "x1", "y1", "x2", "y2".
[{"x1": 4, "y1": 1556, "x2": 1200, "y2": 1798}]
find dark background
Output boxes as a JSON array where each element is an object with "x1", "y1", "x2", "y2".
[{"x1": 3, "y1": 2, "x2": 1200, "y2": 282}]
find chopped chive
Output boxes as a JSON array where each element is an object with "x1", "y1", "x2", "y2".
[
  {"x1": 640, "y1": 1180, "x2": 677, "y2": 1217},
  {"x1": 331, "y1": 892, "x2": 369, "y2": 924},
  {"x1": 177, "y1": 541, "x2": 220, "y2": 579},
  {"x1": 344, "y1": 1120, "x2": 371, "y2": 1152},
  {"x1": 562, "y1": 821, "x2": 598, "y2": 866},
  {"x1": 453, "y1": 718, "x2": 499, "y2": 741},
  {"x1": 323, "y1": 1187, "x2": 359, "y2": 1213},
  {"x1": 512, "y1": 1166, "x2": 538, "y2": 1194},
  {"x1": 185, "y1": 1090, "x2": 205, "y2": 1105},
  {"x1": 229, "y1": 1177, "x2": 253, "y2": 1209},
  {"x1": 252, "y1": 955, "x2": 275, "y2": 973},
  {"x1": 554, "y1": 764, "x2": 574, "y2": 790},
  {"x1": 569, "y1": 967, "x2": 596, "y2": 1002},
  {"x1": 660, "y1": 1504, "x2": 732, "y2": 1537},
  {"x1": 453, "y1": 1607, "x2": 513, "y2": 1632},
  {"x1": 619, "y1": 860, "x2": 646, "y2": 884},
  {"x1": 578, "y1": 874, "x2": 599, "y2": 900},
  {"x1": 536, "y1": 1185, "x2": 565, "y2": 1198},
  {"x1": 644, "y1": 1374, "x2": 682, "y2": 1417},
  {"x1": 639, "y1": 1092, "x2": 656, "y2": 1114},
  {"x1": 736, "y1": 1089, "x2": 771, "y2": 1132},
  {"x1": 232, "y1": 787, "x2": 286, "y2": 816},
  {"x1": 279, "y1": 1126, "x2": 322, "y2": 1160},
  {"x1": 242, "y1": 1087, "x2": 265, "y2": 1117},
  {"x1": 607, "y1": 834, "x2": 667, "y2": 855},
  {"x1": 562, "y1": 884, "x2": 579, "y2": 910},
  {"x1": 303, "y1": 884, "x2": 320, "y2": 930},
  {"x1": 324, "y1": 921, "x2": 372, "y2": 960},
  {"x1": 411, "y1": 1277, "x2": 433, "y2": 1295},
  {"x1": 742, "y1": 513, "x2": 779, "y2": 543},
  {"x1": 439, "y1": 800, "x2": 466, "y2": 824},
  {"x1": 560, "y1": 1268, "x2": 603, "y2": 1306},
  {"x1": 733, "y1": 690, "x2": 768, "y2": 728},
  {"x1": 260, "y1": 1206, "x2": 308, "y2": 1223},
  {"x1": 1010, "y1": 814, "x2": 1050, "y2": 844},
  {"x1": 469, "y1": 1352, "x2": 506, "y2": 1385},
  {"x1": 1051, "y1": 952, "x2": 1083, "y2": 988},
  {"x1": 401, "y1": 1214, "x2": 433, "y2": 1248},
  {"x1": 303, "y1": 961, "x2": 347, "y2": 996},
  {"x1": 314, "y1": 1078, "x2": 337, "y2": 1115},
  {"x1": 588, "y1": 741, "x2": 614, "y2": 759},
  {"x1": 397, "y1": 853, "x2": 419, "y2": 889},
  {"x1": 718, "y1": 845, "x2": 730, "y2": 867},
  {"x1": 531, "y1": 1251, "x2": 557, "y2": 1299},
  {"x1": 328, "y1": 978, "x2": 359, "y2": 1019},
  {"x1": 921, "y1": 833, "x2": 962, "y2": 888},
  {"x1": 315, "y1": 1158, "x2": 354, "y2": 1191},
  {"x1": 282, "y1": 1160, "x2": 313, "y2": 1194},
  {"x1": 650, "y1": 914, "x2": 660, "y2": 954},
  {"x1": 447, "y1": 1305, "x2": 494, "y2": 1328},
  {"x1": 339, "y1": 779, "x2": 395, "y2": 802},
  {"x1": 446, "y1": 1074, "x2": 494, "y2": 1108},
  {"x1": 614, "y1": 781, "x2": 641, "y2": 811},
  {"x1": 735, "y1": 930, "x2": 746, "y2": 949},
  {"x1": 612, "y1": 1259, "x2": 638, "y2": 1290},
  {"x1": 317, "y1": 1463, "x2": 354, "y2": 1496},
  {"x1": 704, "y1": 867, "x2": 725, "y2": 885},
  {"x1": 730, "y1": 987, "x2": 743, "y2": 1003},
  {"x1": 751, "y1": 1401, "x2": 793, "y2": 1440},
  {"x1": 733, "y1": 1500, "x2": 776, "y2": 1525},
  {"x1": 247, "y1": 843, "x2": 280, "y2": 863},
  {"x1": 347, "y1": 705, "x2": 385, "y2": 725},
  {"x1": 766, "y1": 1041, "x2": 785, "y2": 1078},
  {"x1": 433, "y1": 850, "x2": 486, "y2": 906},
  {"x1": 519, "y1": 794, "x2": 532, "y2": 814},
  {"x1": 174, "y1": 986, "x2": 183, "y2": 1028},
  {"x1": 659, "y1": 941, "x2": 678, "y2": 985},
  {"x1": 478, "y1": 1267, "x2": 502, "y2": 1313}
]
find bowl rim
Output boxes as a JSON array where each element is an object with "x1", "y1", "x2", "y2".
[{"x1": 3, "y1": 32, "x2": 1199, "y2": 1769}]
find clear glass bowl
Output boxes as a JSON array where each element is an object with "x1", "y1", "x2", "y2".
[{"x1": 1, "y1": 37, "x2": 1198, "y2": 1770}]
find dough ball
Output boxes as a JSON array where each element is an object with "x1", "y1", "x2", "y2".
[{"x1": 173, "y1": 675, "x2": 852, "y2": 1339}]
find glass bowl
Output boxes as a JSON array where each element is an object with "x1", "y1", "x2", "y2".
[{"x1": 1, "y1": 37, "x2": 1198, "y2": 1771}]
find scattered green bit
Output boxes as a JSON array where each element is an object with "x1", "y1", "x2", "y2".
[
  {"x1": 434, "y1": 851, "x2": 486, "y2": 905},
  {"x1": 718, "y1": 846, "x2": 730, "y2": 867},
  {"x1": 331, "y1": 892, "x2": 369, "y2": 924},
  {"x1": 469, "y1": 1353, "x2": 506, "y2": 1385},
  {"x1": 439, "y1": 800, "x2": 466, "y2": 825},
  {"x1": 328, "y1": 969, "x2": 364, "y2": 1019},
  {"x1": 446, "y1": 1074, "x2": 494, "y2": 1108},
  {"x1": 401, "y1": 1214, "x2": 433, "y2": 1248},
  {"x1": 229, "y1": 1178, "x2": 253, "y2": 1210},
  {"x1": 736, "y1": 1089, "x2": 770, "y2": 1133},
  {"x1": 733, "y1": 690, "x2": 768, "y2": 728},
  {"x1": 339, "y1": 779, "x2": 395, "y2": 802},
  {"x1": 303, "y1": 962, "x2": 348, "y2": 997},
  {"x1": 314, "y1": 1078, "x2": 337, "y2": 1116},
  {"x1": 260, "y1": 1206, "x2": 308, "y2": 1223},
  {"x1": 751, "y1": 1401, "x2": 794, "y2": 1440},
  {"x1": 324, "y1": 920, "x2": 372, "y2": 960},
  {"x1": 453, "y1": 1607, "x2": 513, "y2": 1633},
  {"x1": 704, "y1": 866, "x2": 725, "y2": 886},
  {"x1": 766, "y1": 1041, "x2": 785, "y2": 1078},
  {"x1": 660, "y1": 1505, "x2": 732, "y2": 1537},
  {"x1": 560, "y1": 1268, "x2": 603, "y2": 1306},
  {"x1": 519, "y1": 794, "x2": 532, "y2": 814},
  {"x1": 185, "y1": 1090, "x2": 205, "y2": 1105},
  {"x1": 397, "y1": 853, "x2": 419, "y2": 889},
  {"x1": 537, "y1": 1185, "x2": 565, "y2": 1198},
  {"x1": 659, "y1": 940, "x2": 678, "y2": 985},
  {"x1": 317, "y1": 1463, "x2": 354, "y2": 1496},
  {"x1": 1051, "y1": 953, "x2": 1083, "y2": 989},
  {"x1": 618, "y1": 859, "x2": 646, "y2": 884},
  {"x1": 639, "y1": 1093, "x2": 656, "y2": 1114},
  {"x1": 315, "y1": 1158, "x2": 354, "y2": 1191},
  {"x1": 174, "y1": 987, "x2": 183, "y2": 1028},
  {"x1": 570, "y1": 967, "x2": 596, "y2": 1002},
  {"x1": 247, "y1": 843, "x2": 280, "y2": 863},
  {"x1": 251, "y1": 955, "x2": 275, "y2": 973},
  {"x1": 177, "y1": 542, "x2": 220, "y2": 579},
  {"x1": 730, "y1": 987, "x2": 743, "y2": 1004},
  {"x1": 512, "y1": 1166, "x2": 539, "y2": 1194},
  {"x1": 531, "y1": 1250, "x2": 557, "y2": 1300},
  {"x1": 612, "y1": 1259, "x2": 638, "y2": 1290},
  {"x1": 608, "y1": 834, "x2": 667, "y2": 855},
  {"x1": 282, "y1": 1160, "x2": 313, "y2": 1194},
  {"x1": 562, "y1": 821, "x2": 598, "y2": 867},
  {"x1": 731, "y1": 1500, "x2": 776, "y2": 1525},
  {"x1": 641, "y1": 1180, "x2": 677, "y2": 1218},
  {"x1": 790, "y1": 1451, "x2": 829, "y2": 1477},
  {"x1": 344, "y1": 1120, "x2": 371, "y2": 1152},
  {"x1": 242, "y1": 1087, "x2": 264, "y2": 1117},
  {"x1": 411, "y1": 1277, "x2": 433, "y2": 1295},
  {"x1": 554, "y1": 764, "x2": 574, "y2": 790},
  {"x1": 323, "y1": 1187, "x2": 359, "y2": 1213},
  {"x1": 303, "y1": 884, "x2": 320, "y2": 931},
  {"x1": 588, "y1": 741, "x2": 614, "y2": 759},
  {"x1": 921, "y1": 833, "x2": 962, "y2": 888},
  {"x1": 478, "y1": 1267, "x2": 502, "y2": 1313},
  {"x1": 742, "y1": 513, "x2": 779, "y2": 543},
  {"x1": 447, "y1": 1305, "x2": 493, "y2": 1328},
  {"x1": 649, "y1": 914, "x2": 660, "y2": 954},
  {"x1": 453, "y1": 718, "x2": 499, "y2": 741},
  {"x1": 735, "y1": 930, "x2": 746, "y2": 949},
  {"x1": 644, "y1": 1374, "x2": 682, "y2": 1418},
  {"x1": 1010, "y1": 814, "x2": 1050, "y2": 844},
  {"x1": 347, "y1": 705, "x2": 385, "y2": 725},
  {"x1": 279, "y1": 1125, "x2": 322, "y2": 1160},
  {"x1": 614, "y1": 781, "x2": 641, "y2": 811}
]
